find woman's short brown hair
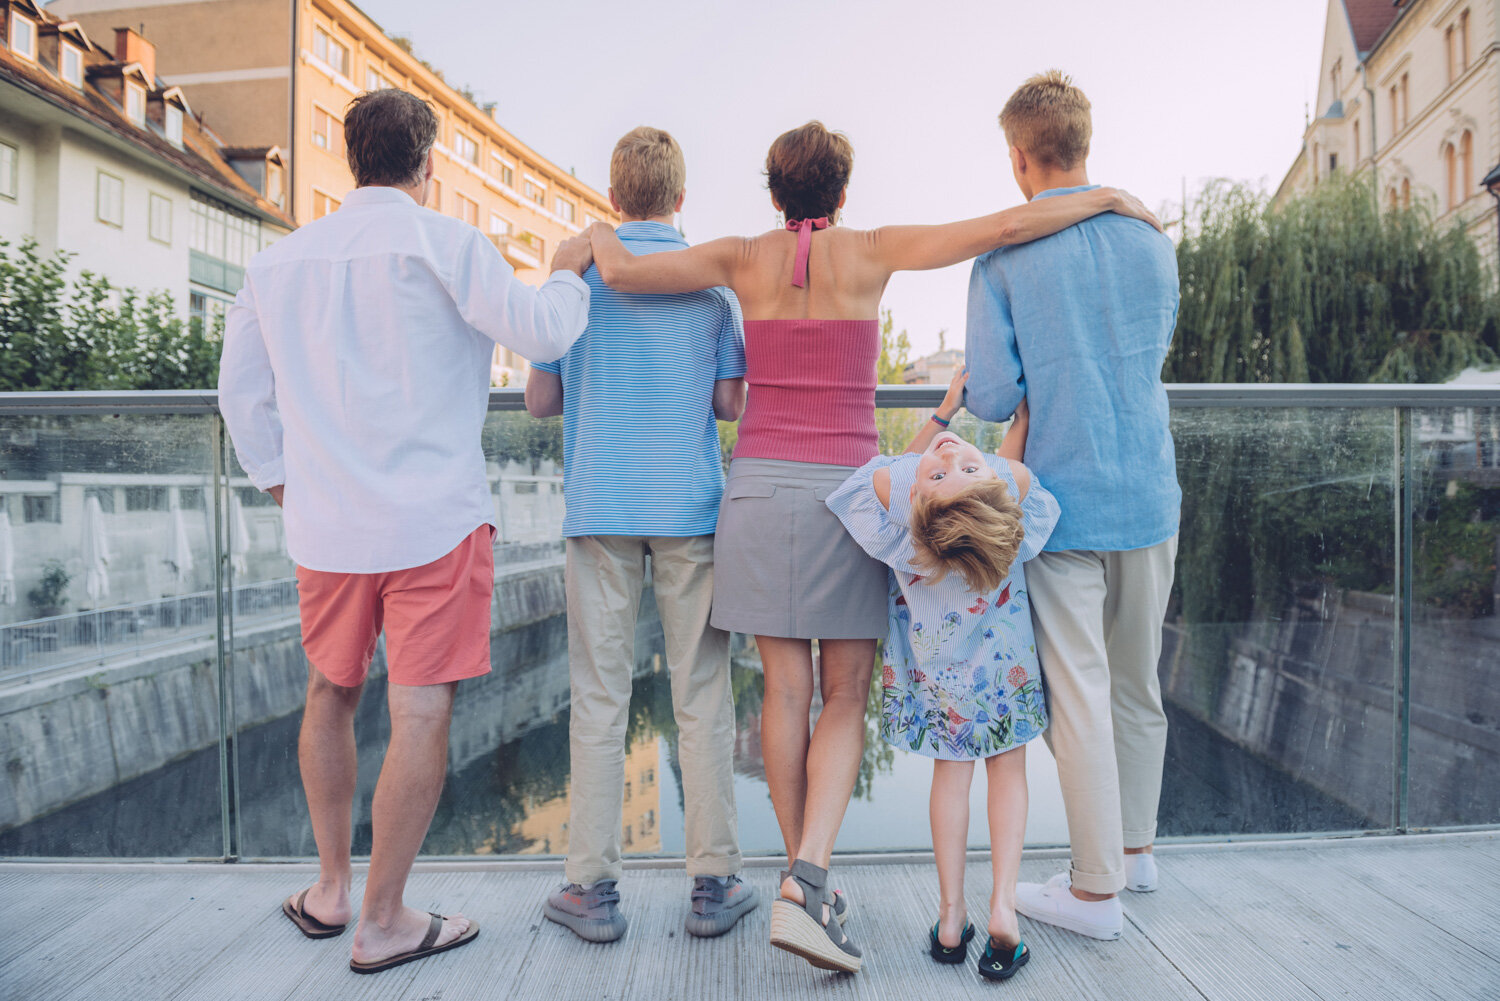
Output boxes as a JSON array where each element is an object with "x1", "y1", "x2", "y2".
[
  {"x1": 343, "y1": 88, "x2": 438, "y2": 188},
  {"x1": 610, "y1": 126, "x2": 686, "y2": 220},
  {"x1": 999, "y1": 69, "x2": 1092, "y2": 171},
  {"x1": 910, "y1": 480, "x2": 1025, "y2": 594},
  {"x1": 765, "y1": 121, "x2": 853, "y2": 223}
]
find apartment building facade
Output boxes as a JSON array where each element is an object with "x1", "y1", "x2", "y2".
[
  {"x1": 0, "y1": 0, "x2": 292, "y2": 324},
  {"x1": 53, "y1": 0, "x2": 619, "y2": 383},
  {"x1": 1276, "y1": 0, "x2": 1498, "y2": 256}
]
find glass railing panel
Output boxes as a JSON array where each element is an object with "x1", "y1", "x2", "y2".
[
  {"x1": 1408, "y1": 406, "x2": 1500, "y2": 829},
  {"x1": 1162, "y1": 406, "x2": 1398, "y2": 836},
  {"x1": 0, "y1": 413, "x2": 225, "y2": 857}
]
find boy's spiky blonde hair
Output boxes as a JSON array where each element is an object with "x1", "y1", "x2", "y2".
[
  {"x1": 999, "y1": 69, "x2": 1092, "y2": 171},
  {"x1": 910, "y1": 479, "x2": 1025, "y2": 594}
]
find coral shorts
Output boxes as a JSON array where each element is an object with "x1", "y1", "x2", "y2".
[{"x1": 295, "y1": 525, "x2": 495, "y2": 688}]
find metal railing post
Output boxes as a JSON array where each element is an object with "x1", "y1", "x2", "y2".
[
  {"x1": 210, "y1": 416, "x2": 238, "y2": 860},
  {"x1": 1393, "y1": 406, "x2": 1414, "y2": 833}
]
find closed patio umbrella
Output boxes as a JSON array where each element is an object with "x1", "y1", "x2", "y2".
[
  {"x1": 81, "y1": 495, "x2": 111, "y2": 602},
  {"x1": 229, "y1": 492, "x2": 251, "y2": 577},
  {"x1": 0, "y1": 506, "x2": 15, "y2": 606},
  {"x1": 166, "y1": 496, "x2": 194, "y2": 589}
]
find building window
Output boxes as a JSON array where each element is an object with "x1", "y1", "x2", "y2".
[
  {"x1": 365, "y1": 67, "x2": 392, "y2": 91},
  {"x1": 1389, "y1": 186, "x2": 1399, "y2": 211},
  {"x1": 190, "y1": 291, "x2": 230, "y2": 330},
  {"x1": 454, "y1": 132, "x2": 479, "y2": 165},
  {"x1": 23, "y1": 495, "x2": 56, "y2": 523},
  {"x1": 61, "y1": 42, "x2": 83, "y2": 87},
  {"x1": 1460, "y1": 9, "x2": 1470, "y2": 73},
  {"x1": 8, "y1": 11, "x2": 36, "y2": 61},
  {"x1": 1330, "y1": 61, "x2": 1341, "y2": 102},
  {"x1": 311, "y1": 105, "x2": 342, "y2": 155},
  {"x1": 490, "y1": 153, "x2": 514, "y2": 187},
  {"x1": 524, "y1": 178, "x2": 545, "y2": 205},
  {"x1": 1460, "y1": 130, "x2": 1473, "y2": 201},
  {"x1": 1446, "y1": 25, "x2": 1456, "y2": 83},
  {"x1": 555, "y1": 197, "x2": 575, "y2": 223},
  {"x1": 313, "y1": 25, "x2": 348, "y2": 78},
  {"x1": 1352, "y1": 120, "x2": 1360, "y2": 162},
  {"x1": 125, "y1": 82, "x2": 146, "y2": 127},
  {"x1": 0, "y1": 141, "x2": 16, "y2": 201},
  {"x1": 148, "y1": 193, "x2": 172, "y2": 244},
  {"x1": 1328, "y1": 152, "x2": 1337, "y2": 174},
  {"x1": 1401, "y1": 177, "x2": 1411, "y2": 209},
  {"x1": 1400, "y1": 74, "x2": 1409, "y2": 127},
  {"x1": 165, "y1": 104, "x2": 183, "y2": 144},
  {"x1": 428, "y1": 177, "x2": 442, "y2": 211},
  {"x1": 312, "y1": 190, "x2": 340, "y2": 218},
  {"x1": 125, "y1": 486, "x2": 169, "y2": 512},
  {"x1": 455, "y1": 192, "x2": 478, "y2": 227},
  {"x1": 1445, "y1": 143, "x2": 1457, "y2": 210},
  {"x1": 267, "y1": 162, "x2": 284, "y2": 208},
  {"x1": 97, "y1": 171, "x2": 123, "y2": 227},
  {"x1": 489, "y1": 211, "x2": 511, "y2": 236}
]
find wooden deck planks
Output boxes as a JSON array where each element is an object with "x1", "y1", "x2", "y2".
[{"x1": 0, "y1": 834, "x2": 1496, "y2": 1001}]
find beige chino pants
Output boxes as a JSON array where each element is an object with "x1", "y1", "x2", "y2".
[
  {"x1": 563, "y1": 534, "x2": 741, "y2": 886},
  {"x1": 1027, "y1": 537, "x2": 1177, "y2": 895}
]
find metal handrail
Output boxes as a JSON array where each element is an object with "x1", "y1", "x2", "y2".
[{"x1": 2, "y1": 382, "x2": 1498, "y2": 415}]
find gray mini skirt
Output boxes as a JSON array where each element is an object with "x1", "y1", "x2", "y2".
[{"x1": 710, "y1": 457, "x2": 888, "y2": 640}]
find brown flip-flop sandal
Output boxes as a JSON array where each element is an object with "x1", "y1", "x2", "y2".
[
  {"x1": 349, "y1": 913, "x2": 480, "y2": 975},
  {"x1": 282, "y1": 888, "x2": 347, "y2": 939}
]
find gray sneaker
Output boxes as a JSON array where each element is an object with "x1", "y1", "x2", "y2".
[
  {"x1": 684, "y1": 874, "x2": 759, "y2": 938},
  {"x1": 544, "y1": 879, "x2": 628, "y2": 943}
]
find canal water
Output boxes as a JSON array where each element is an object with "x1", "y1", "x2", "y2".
[{"x1": 0, "y1": 598, "x2": 1365, "y2": 858}]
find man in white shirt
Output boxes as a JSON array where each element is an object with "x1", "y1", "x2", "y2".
[{"x1": 218, "y1": 88, "x2": 592, "y2": 974}]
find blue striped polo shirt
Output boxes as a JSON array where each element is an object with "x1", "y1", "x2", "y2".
[{"x1": 532, "y1": 221, "x2": 746, "y2": 538}]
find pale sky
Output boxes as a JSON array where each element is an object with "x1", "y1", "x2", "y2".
[{"x1": 358, "y1": 0, "x2": 1329, "y2": 357}]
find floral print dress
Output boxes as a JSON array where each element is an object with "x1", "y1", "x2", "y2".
[{"x1": 826, "y1": 453, "x2": 1060, "y2": 761}]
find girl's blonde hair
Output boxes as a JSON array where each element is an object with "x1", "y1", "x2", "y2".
[{"x1": 910, "y1": 480, "x2": 1025, "y2": 594}]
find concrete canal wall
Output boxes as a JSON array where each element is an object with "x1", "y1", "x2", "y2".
[{"x1": 0, "y1": 558, "x2": 569, "y2": 834}]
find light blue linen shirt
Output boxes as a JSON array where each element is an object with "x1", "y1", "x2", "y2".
[
  {"x1": 533, "y1": 221, "x2": 745, "y2": 537},
  {"x1": 964, "y1": 184, "x2": 1181, "y2": 553}
]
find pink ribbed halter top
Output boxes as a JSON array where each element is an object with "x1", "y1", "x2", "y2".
[{"x1": 731, "y1": 217, "x2": 881, "y2": 467}]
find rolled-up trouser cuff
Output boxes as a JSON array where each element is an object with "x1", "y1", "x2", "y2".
[
  {"x1": 686, "y1": 851, "x2": 743, "y2": 879},
  {"x1": 564, "y1": 861, "x2": 624, "y2": 887},
  {"x1": 1070, "y1": 863, "x2": 1126, "y2": 896},
  {"x1": 1123, "y1": 825, "x2": 1157, "y2": 851}
]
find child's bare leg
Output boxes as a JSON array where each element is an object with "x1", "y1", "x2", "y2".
[
  {"x1": 931, "y1": 758, "x2": 975, "y2": 946},
  {"x1": 985, "y1": 745, "x2": 1028, "y2": 947}
]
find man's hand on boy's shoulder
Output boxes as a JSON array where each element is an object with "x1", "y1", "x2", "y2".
[{"x1": 551, "y1": 234, "x2": 594, "y2": 277}]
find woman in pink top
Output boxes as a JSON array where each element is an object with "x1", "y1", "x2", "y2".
[{"x1": 588, "y1": 121, "x2": 1157, "y2": 973}]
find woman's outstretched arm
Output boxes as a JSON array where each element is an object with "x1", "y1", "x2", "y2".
[
  {"x1": 587, "y1": 223, "x2": 748, "y2": 293},
  {"x1": 867, "y1": 188, "x2": 1161, "y2": 275}
]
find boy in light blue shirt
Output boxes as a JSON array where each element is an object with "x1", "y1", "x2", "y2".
[
  {"x1": 964, "y1": 71, "x2": 1180, "y2": 941},
  {"x1": 525, "y1": 127, "x2": 753, "y2": 943}
]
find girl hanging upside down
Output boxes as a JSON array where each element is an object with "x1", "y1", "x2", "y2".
[{"x1": 825, "y1": 368, "x2": 1058, "y2": 982}]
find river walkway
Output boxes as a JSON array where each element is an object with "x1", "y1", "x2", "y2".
[{"x1": 1, "y1": 831, "x2": 1495, "y2": 1000}]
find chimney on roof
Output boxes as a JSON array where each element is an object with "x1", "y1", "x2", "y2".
[{"x1": 113, "y1": 26, "x2": 156, "y2": 85}]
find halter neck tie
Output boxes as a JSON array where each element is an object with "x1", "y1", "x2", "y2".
[{"x1": 785, "y1": 216, "x2": 829, "y2": 288}]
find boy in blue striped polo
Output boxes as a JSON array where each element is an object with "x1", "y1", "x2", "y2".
[{"x1": 526, "y1": 126, "x2": 753, "y2": 943}]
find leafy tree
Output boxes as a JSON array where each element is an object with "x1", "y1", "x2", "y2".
[{"x1": 0, "y1": 238, "x2": 224, "y2": 391}]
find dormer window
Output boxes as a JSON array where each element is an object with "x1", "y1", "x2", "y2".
[
  {"x1": 61, "y1": 42, "x2": 83, "y2": 87},
  {"x1": 125, "y1": 81, "x2": 146, "y2": 127},
  {"x1": 9, "y1": 11, "x2": 37, "y2": 61},
  {"x1": 165, "y1": 104, "x2": 183, "y2": 144}
]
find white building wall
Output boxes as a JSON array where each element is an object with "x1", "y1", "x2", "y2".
[{"x1": 0, "y1": 109, "x2": 36, "y2": 239}]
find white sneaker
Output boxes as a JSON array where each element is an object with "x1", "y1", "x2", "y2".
[
  {"x1": 1124, "y1": 853, "x2": 1158, "y2": 892},
  {"x1": 1015, "y1": 873, "x2": 1122, "y2": 941}
]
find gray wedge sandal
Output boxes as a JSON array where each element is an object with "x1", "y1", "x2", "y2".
[
  {"x1": 769, "y1": 860, "x2": 862, "y2": 973},
  {"x1": 779, "y1": 868, "x2": 850, "y2": 926}
]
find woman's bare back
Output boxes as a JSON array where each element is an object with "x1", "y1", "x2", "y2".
[{"x1": 732, "y1": 227, "x2": 892, "y2": 322}]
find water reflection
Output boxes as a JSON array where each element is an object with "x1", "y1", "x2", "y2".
[{"x1": 1, "y1": 588, "x2": 1370, "y2": 858}]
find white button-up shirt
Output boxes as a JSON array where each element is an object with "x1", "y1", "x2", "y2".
[{"x1": 218, "y1": 185, "x2": 589, "y2": 573}]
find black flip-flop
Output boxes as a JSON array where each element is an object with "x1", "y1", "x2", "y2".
[
  {"x1": 349, "y1": 913, "x2": 480, "y2": 974},
  {"x1": 929, "y1": 920, "x2": 975, "y2": 964},
  {"x1": 282, "y1": 889, "x2": 347, "y2": 939},
  {"x1": 977, "y1": 936, "x2": 1030, "y2": 981}
]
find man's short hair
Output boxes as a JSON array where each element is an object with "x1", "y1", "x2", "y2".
[
  {"x1": 610, "y1": 126, "x2": 686, "y2": 219},
  {"x1": 343, "y1": 89, "x2": 438, "y2": 188},
  {"x1": 910, "y1": 479, "x2": 1025, "y2": 594},
  {"x1": 999, "y1": 69, "x2": 1092, "y2": 171}
]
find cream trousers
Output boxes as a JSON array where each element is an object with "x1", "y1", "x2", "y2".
[
  {"x1": 1027, "y1": 537, "x2": 1177, "y2": 895},
  {"x1": 563, "y1": 535, "x2": 741, "y2": 885}
]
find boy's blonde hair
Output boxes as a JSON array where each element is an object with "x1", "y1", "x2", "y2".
[
  {"x1": 910, "y1": 480, "x2": 1025, "y2": 594},
  {"x1": 610, "y1": 126, "x2": 686, "y2": 220},
  {"x1": 999, "y1": 69, "x2": 1092, "y2": 171}
]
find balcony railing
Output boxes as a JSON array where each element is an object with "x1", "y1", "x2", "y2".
[
  {"x1": 488, "y1": 232, "x2": 542, "y2": 270},
  {"x1": 0, "y1": 384, "x2": 1496, "y2": 860}
]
